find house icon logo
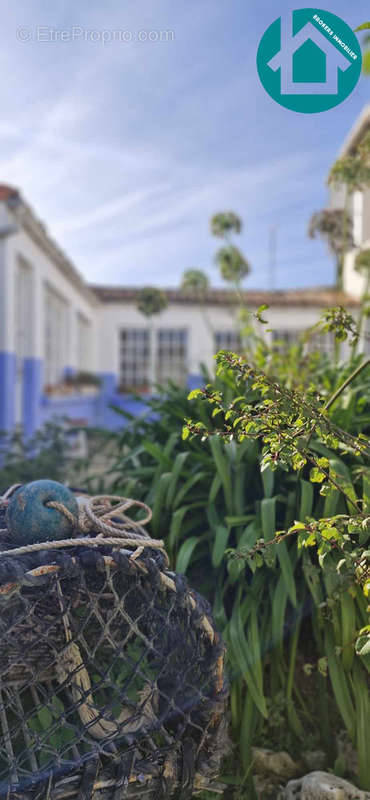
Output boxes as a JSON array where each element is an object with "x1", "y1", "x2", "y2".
[{"x1": 257, "y1": 8, "x2": 362, "y2": 113}]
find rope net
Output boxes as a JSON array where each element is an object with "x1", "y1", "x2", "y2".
[{"x1": 0, "y1": 492, "x2": 228, "y2": 800}]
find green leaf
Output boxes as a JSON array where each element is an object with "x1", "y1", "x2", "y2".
[
  {"x1": 168, "y1": 506, "x2": 189, "y2": 549},
  {"x1": 187, "y1": 389, "x2": 204, "y2": 400},
  {"x1": 228, "y1": 600, "x2": 267, "y2": 718},
  {"x1": 212, "y1": 524, "x2": 230, "y2": 566},
  {"x1": 277, "y1": 540, "x2": 297, "y2": 607},
  {"x1": 37, "y1": 707, "x2": 54, "y2": 730},
  {"x1": 261, "y1": 464, "x2": 274, "y2": 498},
  {"x1": 166, "y1": 451, "x2": 189, "y2": 507},
  {"x1": 261, "y1": 497, "x2": 276, "y2": 541},
  {"x1": 310, "y1": 467, "x2": 326, "y2": 483},
  {"x1": 209, "y1": 436, "x2": 233, "y2": 512},
  {"x1": 151, "y1": 472, "x2": 172, "y2": 534},
  {"x1": 354, "y1": 21, "x2": 370, "y2": 30},
  {"x1": 299, "y1": 479, "x2": 313, "y2": 520},
  {"x1": 325, "y1": 627, "x2": 355, "y2": 741},
  {"x1": 176, "y1": 536, "x2": 202, "y2": 573}
]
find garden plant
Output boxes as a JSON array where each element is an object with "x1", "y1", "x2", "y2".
[{"x1": 100, "y1": 308, "x2": 370, "y2": 798}]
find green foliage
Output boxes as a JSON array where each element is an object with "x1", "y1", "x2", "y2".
[
  {"x1": 102, "y1": 302, "x2": 370, "y2": 791},
  {"x1": 215, "y1": 245, "x2": 250, "y2": 286},
  {"x1": 210, "y1": 211, "x2": 242, "y2": 238},
  {"x1": 65, "y1": 370, "x2": 102, "y2": 387},
  {"x1": 183, "y1": 350, "x2": 370, "y2": 789},
  {"x1": 0, "y1": 423, "x2": 68, "y2": 494},
  {"x1": 210, "y1": 210, "x2": 251, "y2": 291},
  {"x1": 308, "y1": 209, "x2": 353, "y2": 287},
  {"x1": 181, "y1": 269, "x2": 210, "y2": 294},
  {"x1": 354, "y1": 23, "x2": 370, "y2": 74},
  {"x1": 329, "y1": 133, "x2": 370, "y2": 193},
  {"x1": 136, "y1": 286, "x2": 168, "y2": 317}
]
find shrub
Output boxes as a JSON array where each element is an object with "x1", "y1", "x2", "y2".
[
  {"x1": 0, "y1": 423, "x2": 68, "y2": 494},
  {"x1": 98, "y1": 335, "x2": 370, "y2": 794}
]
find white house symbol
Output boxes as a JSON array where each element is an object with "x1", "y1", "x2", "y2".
[{"x1": 267, "y1": 15, "x2": 352, "y2": 95}]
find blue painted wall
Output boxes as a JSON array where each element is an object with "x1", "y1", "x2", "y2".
[
  {"x1": 0, "y1": 351, "x2": 16, "y2": 432},
  {"x1": 23, "y1": 358, "x2": 43, "y2": 437},
  {"x1": 0, "y1": 361, "x2": 203, "y2": 435}
]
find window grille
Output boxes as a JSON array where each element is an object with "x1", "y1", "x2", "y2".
[
  {"x1": 157, "y1": 329, "x2": 188, "y2": 386},
  {"x1": 272, "y1": 329, "x2": 302, "y2": 348},
  {"x1": 119, "y1": 328, "x2": 150, "y2": 390},
  {"x1": 214, "y1": 330, "x2": 242, "y2": 353},
  {"x1": 306, "y1": 330, "x2": 335, "y2": 357}
]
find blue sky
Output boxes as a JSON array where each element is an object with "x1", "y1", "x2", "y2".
[{"x1": 0, "y1": 0, "x2": 369, "y2": 290}]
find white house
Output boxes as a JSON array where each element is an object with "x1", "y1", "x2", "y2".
[
  {"x1": 0, "y1": 106, "x2": 369, "y2": 436},
  {"x1": 330, "y1": 104, "x2": 370, "y2": 299}
]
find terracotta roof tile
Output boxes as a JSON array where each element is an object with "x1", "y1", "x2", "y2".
[
  {"x1": 90, "y1": 285, "x2": 360, "y2": 308},
  {"x1": 0, "y1": 184, "x2": 20, "y2": 204}
]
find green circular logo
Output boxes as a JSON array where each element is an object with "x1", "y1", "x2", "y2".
[{"x1": 257, "y1": 8, "x2": 362, "y2": 113}]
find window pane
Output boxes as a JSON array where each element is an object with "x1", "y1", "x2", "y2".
[
  {"x1": 214, "y1": 331, "x2": 242, "y2": 353},
  {"x1": 156, "y1": 329, "x2": 188, "y2": 386},
  {"x1": 119, "y1": 328, "x2": 150, "y2": 390}
]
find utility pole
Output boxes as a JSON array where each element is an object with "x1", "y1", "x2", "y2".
[{"x1": 268, "y1": 226, "x2": 277, "y2": 290}]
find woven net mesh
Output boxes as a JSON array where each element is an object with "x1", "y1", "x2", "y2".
[{"x1": 0, "y1": 502, "x2": 228, "y2": 800}]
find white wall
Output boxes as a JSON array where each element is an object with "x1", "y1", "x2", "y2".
[
  {"x1": 96, "y1": 301, "x2": 325, "y2": 378},
  {"x1": 5, "y1": 223, "x2": 98, "y2": 371}
]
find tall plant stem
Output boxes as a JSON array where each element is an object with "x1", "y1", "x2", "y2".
[
  {"x1": 324, "y1": 357, "x2": 370, "y2": 412},
  {"x1": 299, "y1": 357, "x2": 370, "y2": 468}
]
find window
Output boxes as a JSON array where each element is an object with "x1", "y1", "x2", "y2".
[
  {"x1": 306, "y1": 331, "x2": 335, "y2": 357},
  {"x1": 272, "y1": 328, "x2": 334, "y2": 356},
  {"x1": 214, "y1": 331, "x2": 242, "y2": 353},
  {"x1": 119, "y1": 329, "x2": 150, "y2": 390},
  {"x1": 44, "y1": 284, "x2": 69, "y2": 386},
  {"x1": 157, "y1": 329, "x2": 188, "y2": 386},
  {"x1": 272, "y1": 329, "x2": 302, "y2": 348},
  {"x1": 15, "y1": 258, "x2": 33, "y2": 360},
  {"x1": 77, "y1": 312, "x2": 91, "y2": 371}
]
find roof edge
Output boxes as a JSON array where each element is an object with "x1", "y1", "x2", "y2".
[{"x1": 0, "y1": 185, "x2": 99, "y2": 307}]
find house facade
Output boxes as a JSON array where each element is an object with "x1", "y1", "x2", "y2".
[
  {"x1": 330, "y1": 104, "x2": 370, "y2": 299},
  {"x1": 0, "y1": 106, "x2": 369, "y2": 436}
]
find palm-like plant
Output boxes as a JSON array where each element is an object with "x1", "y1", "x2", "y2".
[
  {"x1": 181, "y1": 269, "x2": 209, "y2": 295},
  {"x1": 137, "y1": 287, "x2": 168, "y2": 387},
  {"x1": 210, "y1": 211, "x2": 242, "y2": 239},
  {"x1": 137, "y1": 287, "x2": 168, "y2": 317},
  {"x1": 308, "y1": 208, "x2": 353, "y2": 289},
  {"x1": 215, "y1": 245, "x2": 250, "y2": 286}
]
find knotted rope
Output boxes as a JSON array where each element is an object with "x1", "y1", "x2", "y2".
[{"x1": 0, "y1": 489, "x2": 167, "y2": 561}]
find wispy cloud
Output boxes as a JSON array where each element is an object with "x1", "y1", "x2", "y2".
[{"x1": 0, "y1": 0, "x2": 368, "y2": 289}]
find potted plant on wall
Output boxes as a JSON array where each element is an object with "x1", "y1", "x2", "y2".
[{"x1": 64, "y1": 371, "x2": 102, "y2": 394}]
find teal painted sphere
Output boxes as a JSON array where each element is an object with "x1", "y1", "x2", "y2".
[{"x1": 6, "y1": 480, "x2": 79, "y2": 544}]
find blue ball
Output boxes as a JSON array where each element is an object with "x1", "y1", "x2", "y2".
[{"x1": 6, "y1": 480, "x2": 79, "y2": 544}]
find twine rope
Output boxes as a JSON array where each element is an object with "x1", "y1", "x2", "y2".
[{"x1": 0, "y1": 491, "x2": 166, "y2": 561}]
